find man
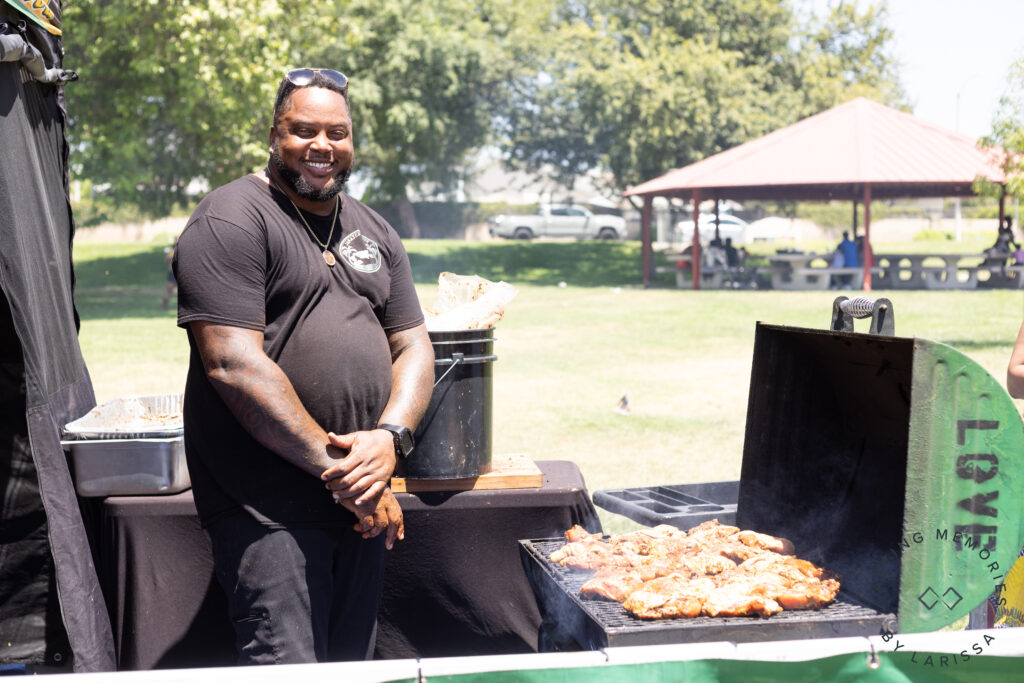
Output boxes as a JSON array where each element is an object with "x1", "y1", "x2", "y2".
[
  {"x1": 837, "y1": 231, "x2": 859, "y2": 288},
  {"x1": 172, "y1": 68, "x2": 435, "y2": 664}
]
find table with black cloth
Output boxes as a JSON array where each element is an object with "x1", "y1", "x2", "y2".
[{"x1": 96, "y1": 460, "x2": 601, "y2": 670}]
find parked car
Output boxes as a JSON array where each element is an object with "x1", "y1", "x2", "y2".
[
  {"x1": 488, "y1": 204, "x2": 627, "y2": 240},
  {"x1": 675, "y1": 213, "x2": 749, "y2": 245}
]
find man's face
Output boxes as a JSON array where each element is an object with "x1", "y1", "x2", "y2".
[{"x1": 269, "y1": 86, "x2": 353, "y2": 202}]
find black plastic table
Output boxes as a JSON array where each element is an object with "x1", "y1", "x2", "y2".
[{"x1": 97, "y1": 460, "x2": 601, "y2": 670}]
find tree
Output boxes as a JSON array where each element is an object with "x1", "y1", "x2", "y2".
[
  {"x1": 64, "y1": 1, "x2": 292, "y2": 217},
  {"x1": 499, "y1": 0, "x2": 906, "y2": 200},
  {"x1": 979, "y1": 56, "x2": 1024, "y2": 200},
  {"x1": 793, "y1": 0, "x2": 906, "y2": 117},
  {"x1": 282, "y1": 0, "x2": 516, "y2": 235}
]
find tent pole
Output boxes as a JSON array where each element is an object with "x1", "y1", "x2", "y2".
[
  {"x1": 852, "y1": 199, "x2": 858, "y2": 237},
  {"x1": 642, "y1": 196, "x2": 653, "y2": 288},
  {"x1": 863, "y1": 184, "x2": 873, "y2": 291},
  {"x1": 692, "y1": 189, "x2": 701, "y2": 290}
]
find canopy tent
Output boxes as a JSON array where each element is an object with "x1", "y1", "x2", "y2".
[
  {"x1": 0, "y1": 1, "x2": 115, "y2": 672},
  {"x1": 623, "y1": 97, "x2": 1008, "y2": 289}
]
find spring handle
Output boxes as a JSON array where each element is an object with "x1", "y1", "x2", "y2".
[{"x1": 831, "y1": 296, "x2": 895, "y2": 336}]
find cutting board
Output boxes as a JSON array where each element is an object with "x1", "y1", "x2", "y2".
[{"x1": 390, "y1": 453, "x2": 543, "y2": 493}]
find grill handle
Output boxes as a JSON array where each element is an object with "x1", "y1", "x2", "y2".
[{"x1": 831, "y1": 296, "x2": 895, "y2": 336}]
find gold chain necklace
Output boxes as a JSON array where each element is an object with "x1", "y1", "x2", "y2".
[{"x1": 286, "y1": 194, "x2": 340, "y2": 266}]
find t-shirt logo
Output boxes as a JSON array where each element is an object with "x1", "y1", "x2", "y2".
[{"x1": 339, "y1": 230, "x2": 381, "y2": 273}]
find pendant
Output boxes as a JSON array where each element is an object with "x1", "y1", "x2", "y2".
[{"x1": 323, "y1": 250, "x2": 336, "y2": 266}]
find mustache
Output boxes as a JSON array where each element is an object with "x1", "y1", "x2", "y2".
[{"x1": 269, "y1": 149, "x2": 350, "y2": 202}]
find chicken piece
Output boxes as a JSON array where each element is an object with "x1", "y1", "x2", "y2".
[
  {"x1": 776, "y1": 578, "x2": 841, "y2": 610},
  {"x1": 622, "y1": 576, "x2": 713, "y2": 619},
  {"x1": 702, "y1": 578, "x2": 784, "y2": 617},
  {"x1": 716, "y1": 541, "x2": 772, "y2": 563},
  {"x1": 737, "y1": 530, "x2": 796, "y2": 555},
  {"x1": 680, "y1": 552, "x2": 737, "y2": 576},
  {"x1": 580, "y1": 569, "x2": 646, "y2": 602},
  {"x1": 549, "y1": 538, "x2": 616, "y2": 569},
  {"x1": 686, "y1": 519, "x2": 741, "y2": 543},
  {"x1": 564, "y1": 524, "x2": 601, "y2": 543}
]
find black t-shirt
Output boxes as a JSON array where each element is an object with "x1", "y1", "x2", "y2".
[{"x1": 173, "y1": 175, "x2": 424, "y2": 526}]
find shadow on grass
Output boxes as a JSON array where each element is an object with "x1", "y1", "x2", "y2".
[
  {"x1": 408, "y1": 241, "x2": 648, "y2": 287},
  {"x1": 72, "y1": 240, "x2": 673, "y2": 320},
  {"x1": 74, "y1": 245, "x2": 172, "y2": 320}
]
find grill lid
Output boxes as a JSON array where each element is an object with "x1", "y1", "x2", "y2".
[{"x1": 740, "y1": 308, "x2": 1024, "y2": 634}]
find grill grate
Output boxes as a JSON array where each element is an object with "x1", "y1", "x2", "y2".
[{"x1": 521, "y1": 538, "x2": 895, "y2": 649}]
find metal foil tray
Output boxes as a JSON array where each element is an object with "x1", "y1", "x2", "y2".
[
  {"x1": 519, "y1": 538, "x2": 892, "y2": 650},
  {"x1": 63, "y1": 436, "x2": 190, "y2": 497},
  {"x1": 593, "y1": 481, "x2": 738, "y2": 528},
  {"x1": 63, "y1": 394, "x2": 184, "y2": 440}
]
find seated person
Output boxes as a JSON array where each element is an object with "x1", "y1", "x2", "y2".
[
  {"x1": 829, "y1": 248, "x2": 846, "y2": 289},
  {"x1": 724, "y1": 238, "x2": 739, "y2": 268}
]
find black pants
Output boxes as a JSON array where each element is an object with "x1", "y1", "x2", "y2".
[{"x1": 207, "y1": 512, "x2": 385, "y2": 664}]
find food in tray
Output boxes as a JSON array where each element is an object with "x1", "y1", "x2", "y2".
[
  {"x1": 65, "y1": 396, "x2": 184, "y2": 436},
  {"x1": 550, "y1": 519, "x2": 840, "y2": 620}
]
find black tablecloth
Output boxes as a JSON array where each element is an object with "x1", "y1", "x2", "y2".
[{"x1": 97, "y1": 460, "x2": 601, "y2": 670}]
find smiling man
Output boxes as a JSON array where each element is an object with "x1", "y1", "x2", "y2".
[{"x1": 172, "y1": 69, "x2": 434, "y2": 664}]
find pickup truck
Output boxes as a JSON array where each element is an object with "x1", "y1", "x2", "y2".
[{"x1": 488, "y1": 204, "x2": 627, "y2": 240}]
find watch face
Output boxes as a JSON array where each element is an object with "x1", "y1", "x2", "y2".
[
  {"x1": 381, "y1": 424, "x2": 414, "y2": 457},
  {"x1": 397, "y1": 429, "x2": 415, "y2": 456}
]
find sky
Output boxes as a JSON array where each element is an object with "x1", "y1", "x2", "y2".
[{"x1": 805, "y1": 0, "x2": 1024, "y2": 140}]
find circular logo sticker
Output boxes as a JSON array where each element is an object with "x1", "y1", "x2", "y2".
[{"x1": 338, "y1": 230, "x2": 381, "y2": 273}]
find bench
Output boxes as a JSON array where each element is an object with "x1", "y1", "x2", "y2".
[
  {"x1": 771, "y1": 266, "x2": 872, "y2": 291},
  {"x1": 656, "y1": 262, "x2": 737, "y2": 289}
]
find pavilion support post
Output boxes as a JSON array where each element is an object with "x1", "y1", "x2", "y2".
[
  {"x1": 692, "y1": 189, "x2": 701, "y2": 290},
  {"x1": 852, "y1": 200, "x2": 858, "y2": 237},
  {"x1": 863, "y1": 183, "x2": 873, "y2": 291},
  {"x1": 714, "y1": 199, "x2": 721, "y2": 242},
  {"x1": 641, "y1": 195, "x2": 653, "y2": 288}
]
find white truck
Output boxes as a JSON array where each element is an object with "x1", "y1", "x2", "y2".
[{"x1": 488, "y1": 204, "x2": 627, "y2": 240}]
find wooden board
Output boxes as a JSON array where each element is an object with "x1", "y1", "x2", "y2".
[{"x1": 390, "y1": 453, "x2": 543, "y2": 493}]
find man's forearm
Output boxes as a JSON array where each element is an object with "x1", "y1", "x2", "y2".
[{"x1": 194, "y1": 323, "x2": 338, "y2": 477}]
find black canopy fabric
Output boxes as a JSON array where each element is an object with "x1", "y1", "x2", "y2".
[{"x1": 0, "y1": 3, "x2": 114, "y2": 672}]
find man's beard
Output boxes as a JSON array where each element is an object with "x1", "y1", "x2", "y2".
[{"x1": 269, "y1": 149, "x2": 351, "y2": 202}]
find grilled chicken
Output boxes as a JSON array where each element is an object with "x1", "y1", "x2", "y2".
[{"x1": 550, "y1": 519, "x2": 840, "y2": 620}]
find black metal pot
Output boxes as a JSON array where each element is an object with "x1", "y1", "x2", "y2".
[{"x1": 406, "y1": 328, "x2": 496, "y2": 479}]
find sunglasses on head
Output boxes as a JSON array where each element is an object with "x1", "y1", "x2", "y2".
[{"x1": 285, "y1": 68, "x2": 348, "y2": 91}]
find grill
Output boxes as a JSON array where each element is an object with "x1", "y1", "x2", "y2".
[
  {"x1": 520, "y1": 298, "x2": 1024, "y2": 647},
  {"x1": 520, "y1": 538, "x2": 894, "y2": 649}
]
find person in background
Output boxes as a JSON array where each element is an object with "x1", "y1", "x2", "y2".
[
  {"x1": 829, "y1": 245, "x2": 846, "y2": 289},
  {"x1": 833, "y1": 231, "x2": 858, "y2": 288},
  {"x1": 172, "y1": 68, "x2": 435, "y2": 664},
  {"x1": 988, "y1": 216, "x2": 1017, "y2": 257},
  {"x1": 724, "y1": 237, "x2": 739, "y2": 269}
]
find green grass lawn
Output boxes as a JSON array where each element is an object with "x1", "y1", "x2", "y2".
[{"x1": 72, "y1": 237, "x2": 1024, "y2": 533}]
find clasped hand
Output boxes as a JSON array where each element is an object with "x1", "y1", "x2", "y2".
[{"x1": 321, "y1": 429, "x2": 402, "y2": 547}]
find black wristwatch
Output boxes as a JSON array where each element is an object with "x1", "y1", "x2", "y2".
[{"x1": 378, "y1": 424, "x2": 415, "y2": 459}]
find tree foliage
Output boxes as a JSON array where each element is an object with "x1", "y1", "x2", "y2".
[
  {"x1": 499, "y1": 0, "x2": 905, "y2": 198},
  {"x1": 64, "y1": 0, "x2": 291, "y2": 216},
  {"x1": 979, "y1": 56, "x2": 1024, "y2": 200},
  {"x1": 62, "y1": 0, "x2": 905, "y2": 218}
]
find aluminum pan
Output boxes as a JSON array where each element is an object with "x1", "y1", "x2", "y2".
[
  {"x1": 64, "y1": 394, "x2": 184, "y2": 440},
  {"x1": 63, "y1": 436, "x2": 190, "y2": 497}
]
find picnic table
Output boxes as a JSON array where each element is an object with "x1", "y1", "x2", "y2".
[
  {"x1": 872, "y1": 253, "x2": 983, "y2": 289},
  {"x1": 659, "y1": 250, "x2": 1024, "y2": 291}
]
